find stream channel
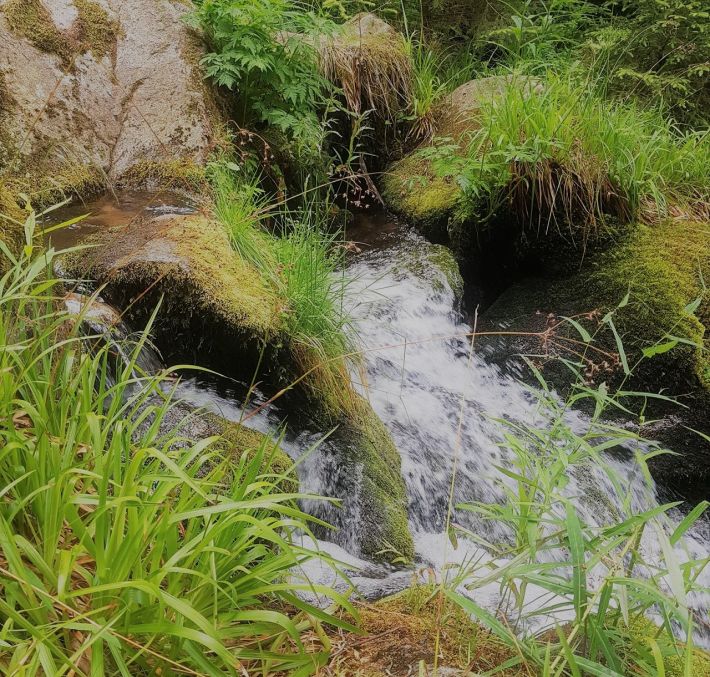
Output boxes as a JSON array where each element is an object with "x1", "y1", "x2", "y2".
[{"x1": 52, "y1": 195, "x2": 710, "y2": 645}]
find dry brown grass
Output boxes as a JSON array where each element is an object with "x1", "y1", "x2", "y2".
[{"x1": 318, "y1": 587, "x2": 525, "y2": 677}]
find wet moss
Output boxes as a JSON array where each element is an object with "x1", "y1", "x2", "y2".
[
  {"x1": 3, "y1": 0, "x2": 118, "y2": 66},
  {"x1": 118, "y1": 158, "x2": 208, "y2": 194},
  {"x1": 394, "y1": 240, "x2": 464, "y2": 298},
  {"x1": 203, "y1": 413, "x2": 297, "y2": 493},
  {"x1": 345, "y1": 400, "x2": 414, "y2": 562},
  {"x1": 381, "y1": 153, "x2": 460, "y2": 242}
]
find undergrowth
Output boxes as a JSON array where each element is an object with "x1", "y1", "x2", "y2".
[
  {"x1": 0, "y1": 211, "x2": 353, "y2": 674},
  {"x1": 209, "y1": 160, "x2": 355, "y2": 415}
]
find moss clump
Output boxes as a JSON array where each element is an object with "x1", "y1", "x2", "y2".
[
  {"x1": 393, "y1": 240, "x2": 464, "y2": 298},
  {"x1": 625, "y1": 617, "x2": 710, "y2": 677},
  {"x1": 3, "y1": 0, "x2": 119, "y2": 66},
  {"x1": 74, "y1": 0, "x2": 120, "y2": 60},
  {"x1": 327, "y1": 585, "x2": 520, "y2": 675},
  {"x1": 344, "y1": 400, "x2": 414, "y2": 563},
  {"x1": 381, "y1": 153, "x2": 461, "y2": 242},
  {"x1": 483, "y1": 219, "x2": 710, "y2": 396},
  {"x1": 118, "y1": 158, "x2": 208, "y2": 194},
  {"x1": 585, "y1": 219, "x2": 709, "y2": 386},
  {"x1": 3, "y1": 0, "x2": 74, "y2": 65},
  {"x1": 203, "y1": 413, "x2": 297, "y2": 493}
]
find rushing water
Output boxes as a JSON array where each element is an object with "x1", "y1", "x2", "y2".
[
  {"x1": 60, "y1": 202, "x2": 710, "y2": 643},
  {"x1": 175, "y1": 219, "x2": 710, "y2": 642}
]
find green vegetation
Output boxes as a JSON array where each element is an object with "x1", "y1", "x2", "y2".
[
  {"x1": 447, "y1": 369, "x2": 710, "y2": 676},
  {"x1": 189, "y1": 0, "x2": 335, "y2": 160},
  {"x1": 0, "y1": 214, "x2": 354, "y2": 674},
  {"x1": 3, "y1": 0, "x2": 118, "y2": 65}
]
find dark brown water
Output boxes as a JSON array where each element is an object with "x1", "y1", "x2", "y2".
[{"x1": 45, "y1": 189, "x2": 195, "y2": 249}]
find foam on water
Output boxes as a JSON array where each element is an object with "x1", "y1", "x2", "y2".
[{"x1": 174, "y1": 227, "x2": 709, "y2": 644}]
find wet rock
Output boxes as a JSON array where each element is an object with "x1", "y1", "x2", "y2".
[
  {"x1": 479, "y1": 219, "x2": 710, "y2": 502},
  {"x1": 0, "y1": 0, "x2": 221, "y2": 202},
  {"x1": 61, "y1": 213, "x2": 283, "y2": 380}
]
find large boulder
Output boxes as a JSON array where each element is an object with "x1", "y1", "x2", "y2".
[
  {"x1": 479, "y1": 218, "x2": 710, "y2": 501},
  {"x1": 0, "y1": 0, "x2": 221, "y2": 207},
  {"x1": 61, "y1": 213, "x2": 283, "y2": 376}
]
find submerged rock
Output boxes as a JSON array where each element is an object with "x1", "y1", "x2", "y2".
[{"x1": 0, "y1": 0, "x2": 221, "y2": 207}]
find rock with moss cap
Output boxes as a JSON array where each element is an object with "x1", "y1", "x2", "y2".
[
  {"x1": 480, "y1": 218, "x2": 710, "y2": 500},
  {"x1": 0, "y1": 0, "x2": 222, "y2": 213},
  {"x1": 63, "y1": 213, "x2": 414, "y2": 560},
  {"x1": 61, "y1": 213, "x2": 285, "y2": 379},
  {"x1": 381, "y1": 75, "x2": 540, "y2": 243}
]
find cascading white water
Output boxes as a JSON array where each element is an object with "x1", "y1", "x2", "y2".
[{"x1": 173, "y1": 222, "x2": 709, "y2": 643}]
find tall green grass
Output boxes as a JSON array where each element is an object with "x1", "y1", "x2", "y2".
[
  {"x1": 209, "y1": 161, "x2": 354, "y2": 414},
  {"x1": 424, "y1": 67, "x2": 710, "y2": 235},
  {"x1": 442, "y1": 359, "x2": 710, "y2": 675},
  {"x1": 0, "y1": 212, "x2": 353, "y2": 674}
]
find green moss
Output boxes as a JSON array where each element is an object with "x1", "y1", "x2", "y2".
[
  {"x1": 584, "y1": 219, "x2": 710, "y2": 387},
  {"x1": 74, "y1": 0, "x2": 120, "y2": 60},
  {"x1": 118, "y1": 158, "x2": 208, "y2": 194},
  {"x1": 394, "y1": 241, "x2": 464, "y2": 297},
  {"x1": 381, "y1": 152, "x2": 461, "y2": 240},
  {"x1": 3, "y1": 0, "x2": 75, "y2": 65},
  {"x1": 626, "y1": 617, "x2": 710, "y2": 677},
  {"x1": 483, "y1": 219, "x2": 710, "y2": 396},
  {"x1": 3, "y1": 0, "x2": 118, "y2": 66},
  {"x1": 64, "y1": 214, "x2": 283, "y2": 338},
  {"x1": 342, "y1": 398, "x2": 414, "y2": 563}
]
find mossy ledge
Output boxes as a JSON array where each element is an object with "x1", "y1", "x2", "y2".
[
  {"x1": 3, "y1": 0, "x2": 119, "y2": 66},
  {"x1": 480, "y1": 218, "x2": 710, "y2": 499},
  {"x1": 61, "y1": 213, "x2": 285, "y2": 380}
]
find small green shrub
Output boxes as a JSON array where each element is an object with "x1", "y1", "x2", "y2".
[{"x1": 190, "y1": 0, "x2": 336, "y2": 158}]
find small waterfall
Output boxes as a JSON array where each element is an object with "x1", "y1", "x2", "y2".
[
  {"x1": 64, "y1": 293, "x2": 164, "y2": 382},
  {"x1": 343, "y1": 228, "x2": 710, "y2": 642}
]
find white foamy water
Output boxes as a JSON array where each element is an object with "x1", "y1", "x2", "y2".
[{"x1": 174, "y1": 228, "x2": 709, "y2": 644}]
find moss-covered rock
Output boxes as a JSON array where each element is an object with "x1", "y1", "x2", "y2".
[
  {"x1": 3, "y1": 0, "x2": 119, "y2": 65},
  {"x1": 62, "y1": 213, "x2": 284, "y2": 377},
  {"x1": 63, "y1": 212, "x2": 413, "y2": 560},
  {"x1": 341, "y1": 400, "x2": 414, "y2": 562},
  {"x1": 381, "y1": 76, "x2": 532, "y2": 238},
  {"x1": 0, "y1": 0, "x2": 223, "y2": 205},
  {"x1": 480, "y1": 218, "x2": 710, "y2": 499}
]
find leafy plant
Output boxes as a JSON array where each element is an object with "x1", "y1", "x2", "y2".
[
  {"x1": 190, "y1": 0, "x2": 336, "y2": 156},
  {"x1": 0, "y1": 211, "x2": 353, "y2": 674}
]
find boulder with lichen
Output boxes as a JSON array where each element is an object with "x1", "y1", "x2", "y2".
[{"x1": 0, "y1": 0, "x2": 222, "y2": 214}]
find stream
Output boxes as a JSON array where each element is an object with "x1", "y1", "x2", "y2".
[{"x1": 55, "y1": 199, "x2": 710, "y2": 645}]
